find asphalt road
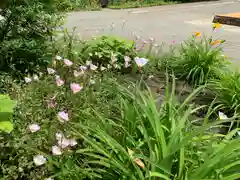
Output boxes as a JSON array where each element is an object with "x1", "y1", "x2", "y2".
[{"x1": 65, "y1": 0, "x2": 240, "y2": 61}]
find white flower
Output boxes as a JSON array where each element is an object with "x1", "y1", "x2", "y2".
[
  {"x1": 58, "y1": 138, "x2": 70, "y2": 148},
  {"x1": 47, "y1": 68, "x2": 55, "y2": 74},
  {"x1": 148, "y1": 75, "x2": 154, "y2": 79},
  {"x1": 24, "y1": 77, "x2": 32, "y2": 83},
  {"x1": 63, "y1": 59, "x2": 73, "y2": 66},
  {"x1": 124, "y1": 62, "x2": 131, "y2": 68},
  {"x1": 56, "y1": 132, "x2": 64, "y2": 141},
  {"x1": 124, "y1": 56, "x2": 131, "y2": 62},
  {"x1": 100, "y1": 66, "x2": 106, "y2": 71},
  {"x1": 29, "y1": 124, "x2": 40, "y2": 133},
  {"x1": 107, "y1": 64, "x2": 112, "y2": 69},
  {"x1": 33, "y1": 155, "x2": 46, "y2": 166},
  {"x1": 0, "y1": 15, "x2": 5, "y2": 21},
  {"x1": 218, "y1": 111, "x2": 228, "y2": 120},
  {"x1": 33, "y1": 74, "x2": 39, "y2": 81},
  {"x1": 56, "y1": 77, "x2": 64, "y2": 87},
  {"x1": 90, "y1": 64, "x2": 98, "y2": 71},
  {"x1": 111, "y1": 53, "x2": 117, "y2": 64},
  {"x1": 69, "y1": 139, "x2": 77, "y2": 146},
  {"x1": 134, "y1": 57, "x2": 149, "y2": 67},
  {"x1": 86, "y1": 61, "x2": 92, "y2": 66},
  {"x1": 73, "y1": 70, "x2": 84, "y2": 77},
  {"x1": 90, "y1": 79, "x2": 95, "y2": 85},
  {"x1": 55, "y1": 55, "x2": 62, "y2": 60},
  {"x1": 52, "y1": 145, "x2": 62, "y2": 155},
  {"x1": 45, "y1": 178, "x2": 53, "y2": 180},
  {"x1": 79, "y1": 65, "x2": 88, "y2": 71},
  {"x1": 237, "y1": 131, "x2": 240, "y2": 137},
  {"x1": 58, "y1": 111, "x2": 69, "y2": 122}
]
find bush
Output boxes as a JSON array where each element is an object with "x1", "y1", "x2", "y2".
[
  {"x1": 0, "y1": 0, "x2": 61, "y2": 79},
  {"x1": 166, "y1": 35, "x2": 229, "y2": 86},
  {"x1": 209, "y1": 70, "x2": 240, "y2": 113},
  {"x1": 80, "y1": 36, "x2": 137, "y2": 69}
]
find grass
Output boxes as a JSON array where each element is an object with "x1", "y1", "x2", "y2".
[{"x1": 108, "y1": 1, "x2": 176, "y2": 9}]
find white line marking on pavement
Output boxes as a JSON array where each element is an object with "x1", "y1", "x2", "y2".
[{"x1": 131, "y1": 10, "x2": 148, "y2": 14}]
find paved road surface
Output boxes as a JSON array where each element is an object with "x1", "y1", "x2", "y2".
[{"x1": 65, "y1": 0, "x2": 240, "y2": 61}]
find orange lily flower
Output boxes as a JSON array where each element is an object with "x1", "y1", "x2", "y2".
[
  {"x1": 211, "y1": 39, "x2": 221, "y2": 45},
  {"x1": 194, "y1": 31, "x2": 201, "y2": 37}
]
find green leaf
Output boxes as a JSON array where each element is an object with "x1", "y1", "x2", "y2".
[
  {"x1": 0, "y1": 94, "x2": 15, "y2": 113},
  {"x1": 0, "y1": 121, "x2": 13, "y2": 133}
]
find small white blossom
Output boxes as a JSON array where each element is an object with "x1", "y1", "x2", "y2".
[
  {"x1": 0, "y1": 15, "x2": 5, "y2": 21},
  {"x1": 100, "y1": 66, "x2": 106, "y2": 71},
  {"x1": 79, "y1": 65, "x2": 88, "y2": 71},
  {"x1": 124, "y1": 56, "x2": 131, "y2": 62},
  {"x1": 134, "y1": 57, "x2": 149, "y2": 67},
  {"x1": 58, "y1": 138, "x2": 70, "y2": 148},
  {"x1": 73, "y1": 70, "x2": 84, "y2": 77},
  {"x1": 33, "y1": 74, "x2": 39, "y2": 81},
  {"x1": 69, "y1": 139, "x2": 78, "y2": 146},
  {"x1": 63, "y1": 59, "x2": 73, "y2": 66},
  {"x1": 58, "y1": 111, "x2": 69, "y2": 122},
  {"x1": 90, "y1": 79, "x2": 96, "y2": 85},
  {"x1": 45, "y1": 178, "x2": 53, "y2": 180},
  {"x1": 28, "y1": 124, "x2": 40, "y2": 133},
  {"x1": 47, "y1": 68, "x2": 55, "y2": 74},
  {"x1": 33, "y1": 155, "x2": 46, "y2": 166},
  {"x1": 218, "y1": 111, "x2": 228, "y2": 120},
  {"x1": 24, "y1": 77, "x2": 32, "y2": 83},
  {"x1": 90, "y1": 64, "x2": 98, "y2": 71},
  {"x1": 52, "y1": 145, "x2": 62, "y2": 155},
  {"x1": 55, "y1": 55, "x2": 62, "y2": 60},
  {"x1": 55, "y1": 132, "x2": 64, "y2": 141}
]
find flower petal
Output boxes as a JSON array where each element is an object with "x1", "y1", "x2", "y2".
[
  {"x1": 52, "y1": 145, "x2": 62, "y2": 155},
  {"x1": 64, "y1": 59, "x2": 73, "y2": 66},
  {"x1": 47, "y1": 68, "x2": 56, "y2": 75},
  {"x1": 56, "y1": 78, "x2": 64, "y2": 86},
  {"x1": 58, "y1": 111, "x2": 69, "y2": 122},
  {"x1": 58, "y1": 138, "x2": 70, "y2": 148},
  {"x1": 24, "y1": 77, "x2": 32, "y2": 83},
  {"x1": 90, "y1": 64, "x2": 98, "y2": 71},
  {"x1": 33, "y1": 155, "x2": 46, "y2": 166},
  {"x1": 134, "y1": 57, "x2": 149, "y2": 67},
  {"x1": 218, "y1": 111, "x2": 228, "y2": 120},
  {"x1": 70, "y1": 83, "x2": 83, "y2": 93},
  {"x1": 28, "y1": 124, "x2": 40, "y2": 133},
  {"x1": 55, "y1": 55, "x2": 62, "y2": 60}
]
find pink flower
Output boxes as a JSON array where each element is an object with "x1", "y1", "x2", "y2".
[
  {"x1": 56, "y1": 77, "x2": 64, "y2": 86},
  {"x1": 58, "y1": 111, "x2": 69, "y2": 122},
  {"x1": 70, "y1": 83, "x2": 83, "y2": 93},
  {"x1": 171, "y1": 40, "x2": 176, "y2": 44},
  {"x1": 64, "y1": 59, "x2": 73, "y2": 66}
]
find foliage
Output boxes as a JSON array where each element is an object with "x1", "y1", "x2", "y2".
[
  {"x1": 81, "y1": 36, "x2": 136, "y2": 69},
  {"x1": 0, "y1": 94, "x2": 15, "y2": 133},
  {"x1": 71, "y1": 77, "x2": 240, "y2": 179},
  {"x1": 0, "y1": 0, "x2": 62, "y2": 79},
  {"x1": 53, "y1": 0, "x2": 100, "y2": 11},
  {"x1": 166, "y1": 36, "x2": 229, "y2": 86},
  {"x1": 208, "y1": 70, "x2": 240, "y2": 113}
]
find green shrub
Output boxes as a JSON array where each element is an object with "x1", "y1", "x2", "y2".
[
  {"x1": 81, "y1": 36, "x2": 137, "y2": 69},
  {"x1": 0, "y1": 0, "x2": 61, "y2": 79},
  {"x1": 209, "y1": 70, "x2": 240, "y2": 113},
  {"x1": 166, "y1": 35, "x2": 229, "y2": 86}
]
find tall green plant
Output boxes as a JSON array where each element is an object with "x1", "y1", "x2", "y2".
[
  {"x1": 70, "y1": 76, "x2": 240, "y2": 179},
  {"x1": 167, "y1": 35, "x2": 229, "y2": 86}
]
